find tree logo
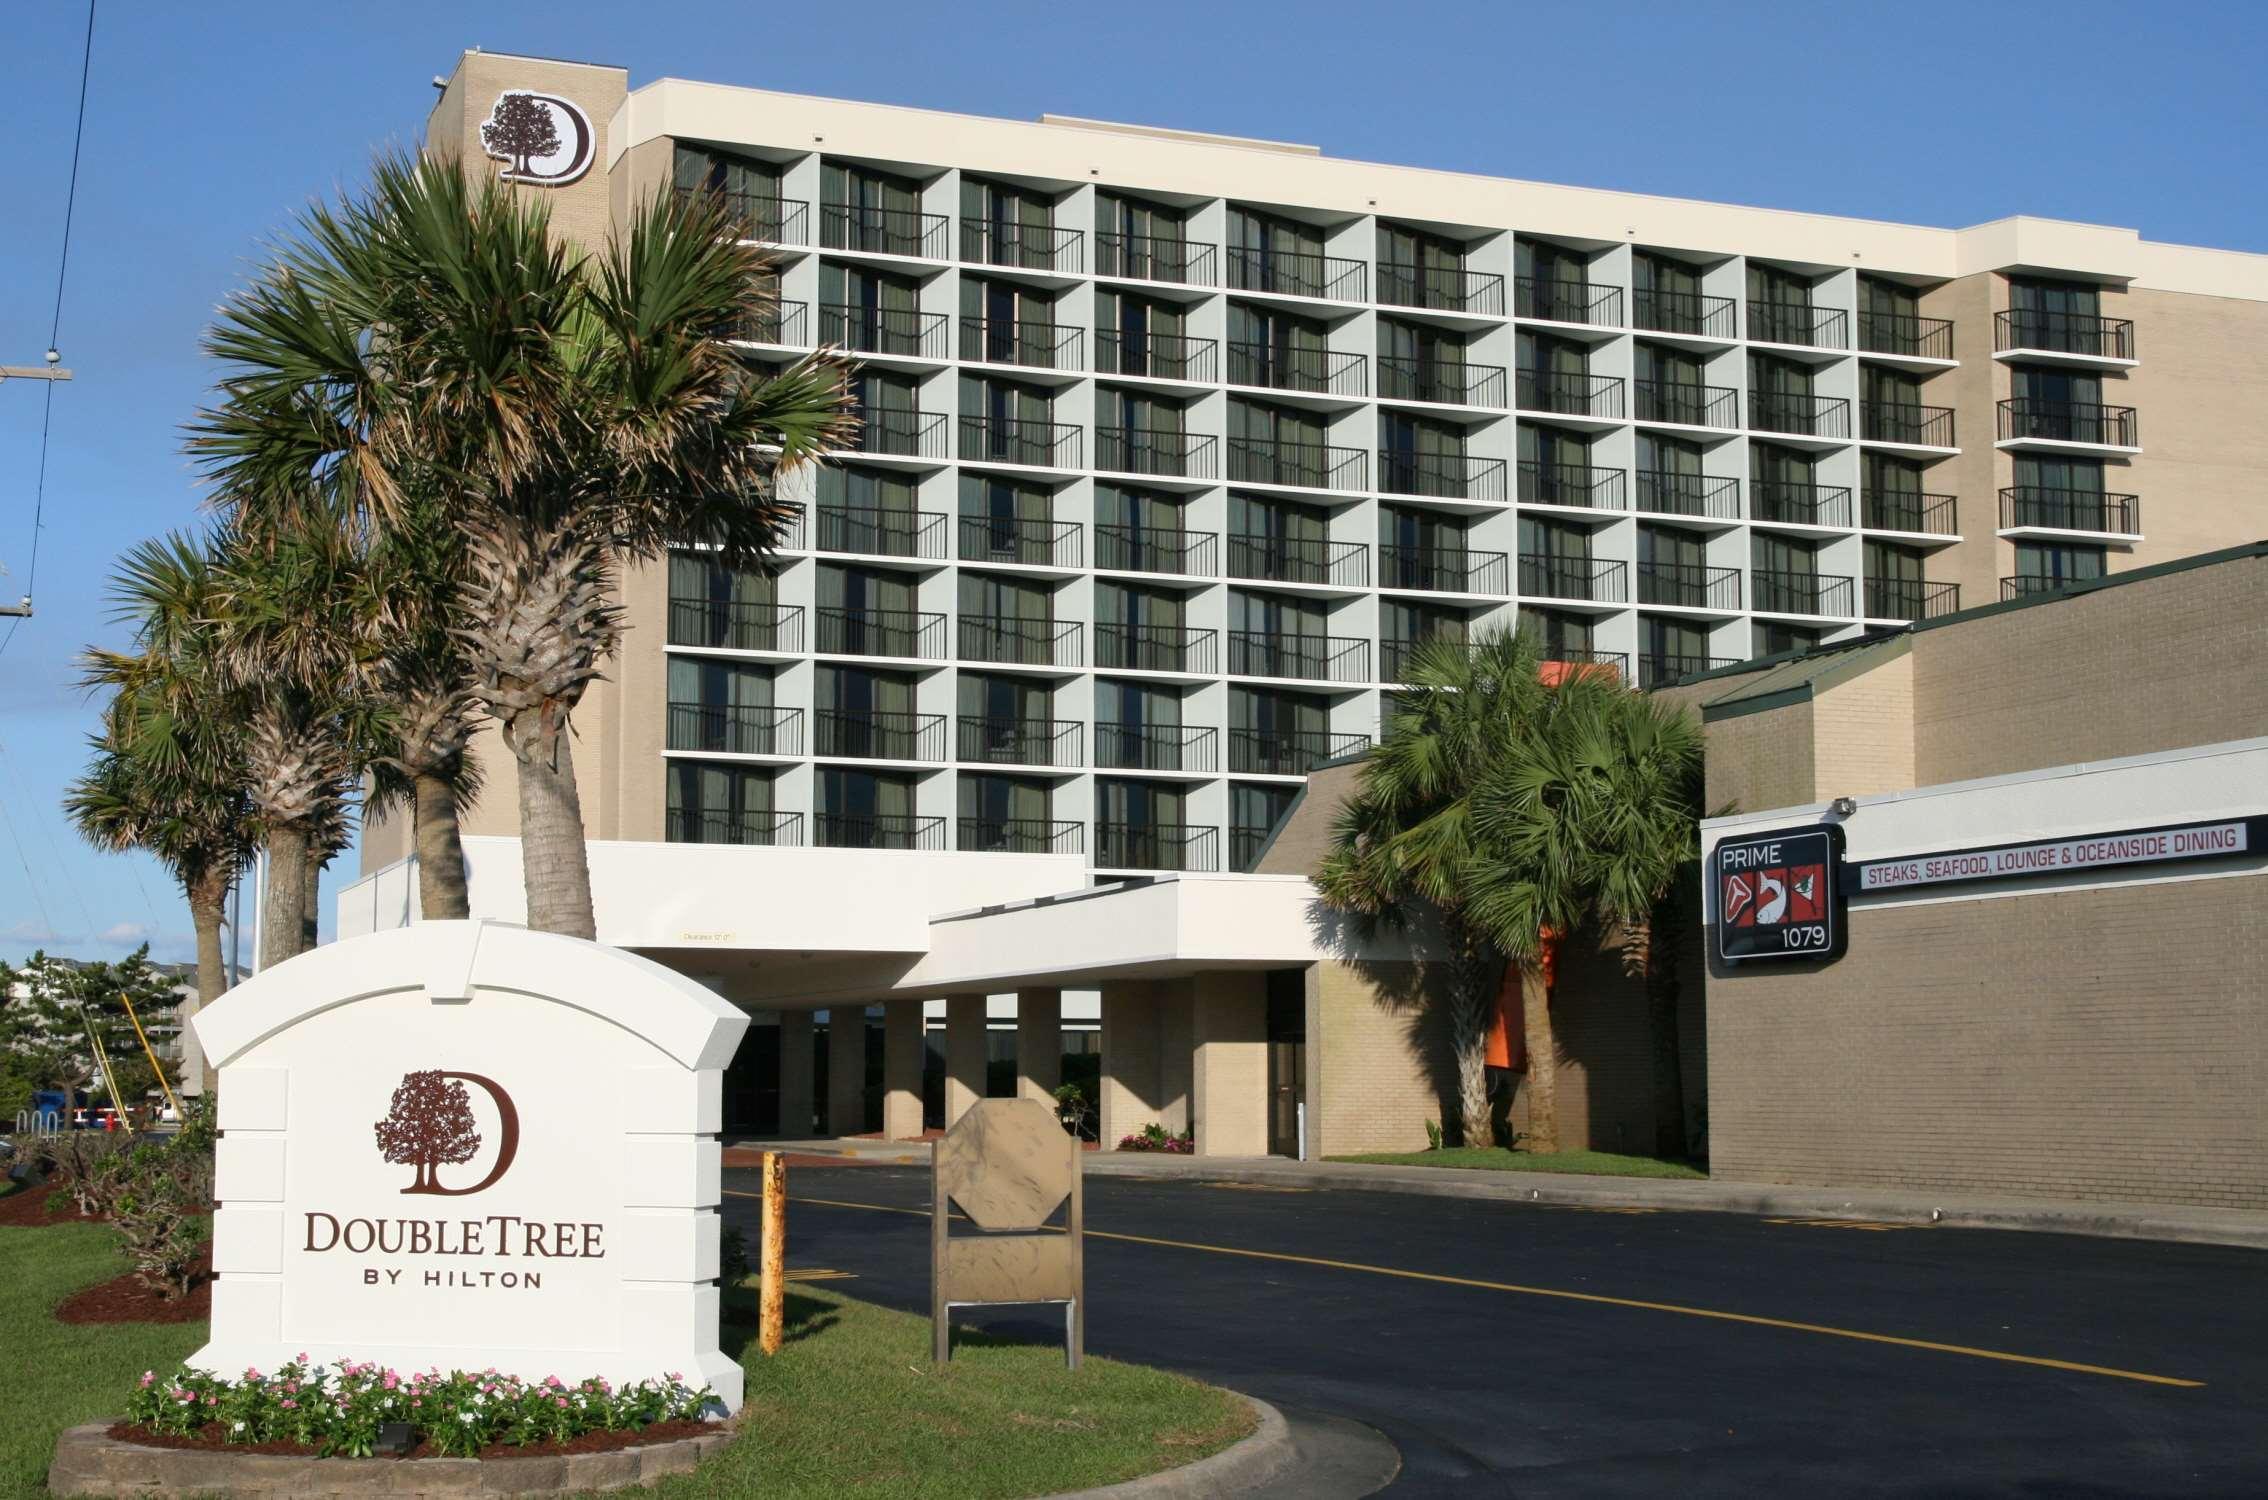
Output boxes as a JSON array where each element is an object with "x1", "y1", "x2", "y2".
[
  {"x1": 372, "y1": 1070, "x2": 521, "y2": 1196},
  {"x1": 477, "y1": 90, "x2": 594, "y2": 186}
]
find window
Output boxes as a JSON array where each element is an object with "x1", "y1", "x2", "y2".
[
  {"x1": 1519, "y1": 238, "x2": 1590, "y2": 320},
  {"x1": 960, "y1": 375, "x2": 1059, "y2": 465},
  {"x1": 841, "y1": 367, "x2": 925, "y2": 452},
  {"x1": 961, "y1": 277, "x2": 1060, "y2": 365},
  {"x1": 959, "y1": 571, "x2": 1055, "y2": 663},
  {"x1": 667, "y1": 551, "x2": 777, "y2": 649},
  {"x1": 2014, "y1": 541, "x2": 2106, "y2": 587},
  {"x1": 1227, "y1": 303, "x2": 1331, "y2": 389},
  {"x1": 1517, "y1": 606, "x2": 1593, "y2": 659},
  {"x1": 1228, "y1": 401, "x2": 1333, "y2": 486},
  {"x1": 1095, "y1": 580, "x2": 1189, "y2": 670},
  {"x1": 1751, "y1": 442, "x2": 1824, "y2": 523},
  {"x1": 666, "y1": 761, "x2": 778, "y2": 845},
  {"x1": 815, "y1": 768, "x2": 920, "y2": 847},
  {"x1": 957, "y1": 773, "x2": 1052, "y2": 848},
  {"x1": 1378, "y1": 224, "x2": 1469, "y2": 308},
  {"x1": 1377, "y1": 317, "x2": 1470, "y2": 401},
  {"x1": 1383, "y1": 599, "x2": 1467, "y2": 680},
  {"x1": 1865, "y1": 452, "x2": 1935, "y2": 532},
  {"x1": 1230, "y1": 784, "x2": 1299, "y2": 871},
  {"x1": 674, "y1": 146, "x2": 785, "y2": 238},
  {"x1": 1231, "y1": 686, "x2": 1331, "y2": 774},
  {"x1": 1377, "y1": 411, "x2": 1467, "y2": 495},
  {"x1": 821, "y1": 162, "x2": 926, "y2": 255},
  {"x1": 816, "y1": 464, "x2": 921, "y2": 555},
  {"x1": 1227, "y1": 208, "x2": 1326, "y2": 295},
  {"x1": 1643, "y1": 616, "x2": 1710, "y2": 663},
  {"x1": 1097, "y1": 192, "x2": 1194, "y2": 281},
  {"x1": 959, "y1": 473, "x2": 1052, "y2": 563},
  {"x1": 1379, "y1": 505, "x2": 1467, "y2": 589},
  {"x1": 815, "y1": 665, "x2": 919, "y2": 758},
  {"x1": 1636, "y1": 252, "x2": 1711, "y2": 334},
  {"x1": 666, "y1": 657, "x2": 775, "y2": 755},
  {"x1": 959, "y1": 673, "x2": 1052, "y2": 762},
  {"x1": 1753, "y1": 621, "x2": 1823, "y2": 656},
  {"x1": 1748, "y1": 264, "x2": 1815, "y2": 344},
  {"x1": 2011, "y1": 365, "x2": 2102, "y2": 407},
  {"x1": 961, "y1": 177, "x2": 1057, "y2": 268},
  {"x1": 1229, "y1": 493, "x2": 1330, "y2": 581},
  {"x1": 1096, "y1": 288, "x2": 1191, "y2": 377},
  {"x1": 1519, "y1": 424, "x2": 1597, "y2": 500}
]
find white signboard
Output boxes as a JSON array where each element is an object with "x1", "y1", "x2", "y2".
[
  {"x1": 190, "y1": 920, "x2": 749, "y2": 1409},
  {"x1": 1854, "y1": 818, "x2": 2256, "y2": 894}
]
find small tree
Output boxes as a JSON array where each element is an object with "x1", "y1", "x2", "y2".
[
  {"x1": 481, "y1": 92, "x2": 561, "y2": 180},
  {"x1": 373, "y1": 1070, "x2": 481, "y2": 1191},
  {"x1": 0, "y1": 950, "x2": 176, "y2": 1110}
]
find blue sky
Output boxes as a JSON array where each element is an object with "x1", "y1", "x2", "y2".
[{"x1": 2, "y1": 0, "x2": 2263, "y2": 964}]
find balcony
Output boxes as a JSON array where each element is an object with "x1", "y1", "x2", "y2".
[
  {"x1": 1095, "y1": 623, "x2": 1218, "y2": 674},
  {"x1": 1861, "y1": 401, "x2": 1956, "y2": 448},
  {"x1": 814, "y1": 709, "x2": 947, "y2": 762},
  {"x1": 1751, "y1": 480, "x2": 1854, "y2": 529},
  {"x1": 1863, "y1": 491, "x2": 1958, "y2": 536},
  {"x1": 1751, "y1": 569, "x2": 1855, "y2": 618},
  {"x1": 667, "y1": 597, "x2": 805, "y2": 654},
  {"x1": 1636, "y1": 470, "x2": 1742, "y2": 521},
  {"x1": 1097, "y1": 426, "x2": 1219, "y2": 479},
  {"x1": 959, "y1": 514, "x2": 1082, "y2": 569},
  {"x1": 960, "y1": 217, "x2": 1084, "y2": 274},
  {"x1": 1095, "y1": 723, "x2": 1218, "y2": 773},
  {"x1": 819, "y1": 202, "x2": 950, "y2": 260},
  {"x1": 1516, "y1": 369, "x2": 1627, "y2": 420},
  {"x1": 958, "y1": 816, "x2": 1083, "y2": 855},
  {"x1": 1865, "y1": 577, "x2": 1961, "y2": 621},
  {"x1": 1095, "y1": 822, "x2": 1218, "y2": 873},
  {"x1": 1225, "y1": 341, "x2": 1369, "y2": 397},
  {"x1": 1227, "y1": 631, "x2": 1371, "y2": 683},
  {"x1": 1095, "y1": 329, "x2": 1219, "y2": 384},
  {"x1": 814, "y1": 505, "x2": 947, "y2": 561},
  {"x1": 675, "y1": 186, "x2": 809, "y2": 246},
  {"x1": 844, "y1": 408, "x2": 948, "y2": 460},
  {"x1": 1749, "y1": 391, "x2": 1852, "y2": 440},
  {"x1": 1519, "y1": 554, "x2": 1629, "y2": 604},
  {"x1": 1377, "y1": 633, "x2": 1466, "y2": 683},
  {"x1": 1995, "y1": 309, "x2": 2135, "y2": 362},
  {"x1": 1226, "y1": 533, "x2": 1370, "y2": 588},
  {"x1": 1998, "y1": 486, "x2": 2141, "y2": 537},
  {"x1": 1635, "y1": 289, "x2": 1737, "y2": 340},
  {"x1": 1635, "y1": 379, "x2": 1738, "y2": 428},
  {"x1": 666, "y1": 808, "x2": 804, "y2": 847},
  {"x1": 960, "y1": 415, "x2": 1083, "y2": 469},
  {"x1": 1377, "y1": 356, "x2": 1508, "y2": 409},
  {"x1": 1638, "y1": 654, "x2": 1738, "y2": 690},
  {"x1": 2001, "y1": 574, "x2": 2093, "y2": 601},
  {"x1": 1230, "y1": 824, "x2": 1277, "y2": 873},
  {"x1": 1380, "y1": 544, "x2": 1509, "y2": 595},
  {"x1": 820, "y1": 302, "x2": 950, "y2": 360},
  {"x1": 1539, "y1": 648, "x2": 1630, "y2": 683},
  {"x1": 1517, "y1": 278, "x2": 1624, "y2": 327},
  {"x1": 1996, "y1": 399, "x2": 2139, "y2": 449},
  {"x1": 959, "y1": 315, "x2": 1083, "y2": 371},
  {"x1": 1096, "y1": 524, "x2": 1218, "y2": 576},
  {"x1": 666, "y1": 703, "x2": 804, "y2": 758},
  {"x1": 958, "y1": 715, "x2": 1082, "y2": 768},
  {"x1": 1378, "y1": 262, "x2": 1506, "y2": 316},
  {"x1": 735, "y1": 299, "x2": 809, "y2": 348},
  {"x1": 1379, "y1": 451, "x2": 1509, "y2": 503},
  {"x1": 1859, "y1": 312, "x2": 1955, "y2": 362},
  {"x1": 1748, "y1": 302, "x2": 1849, "y2": 350},
  {"x1": 813, "y1": 606, "x2": 945, "y2": 659},
  {"x1": 1095, "y1": 232, "x2": 1217, "y2": 287},
  {"x1": 960, "y1": 616, "x2": 1081, "y2": 668},
  {"x1": 1225, "y1": 246, "x2": 1366, "y2": 302},
  {"x1": 1637, "y1": 560, "x2": 1741, "y2": 610},
  {"x1": 1228, "y1": 727, "x2": 1371, "y2": 776},
  {"x1": 1226, "y1": 436, "x2": 1367, "y2": 491},
  {"x1": 1520, "y1": 460, "x2": 1628, "y2": 511},
  {"x1": 816, "y1": 812, "x2": 947, "y2": 851}
]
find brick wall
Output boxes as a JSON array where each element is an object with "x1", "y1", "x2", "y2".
[
  {"x1": 1809, "y1": 650, "x2": 1916, "y2": 799},
  {"x1": 1701, "y1": 698, "x2": 1818, "y2": 816}
]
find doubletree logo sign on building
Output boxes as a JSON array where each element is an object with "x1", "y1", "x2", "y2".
[
  {"x1": 478, "y1": 90, "x2": 595, "y2": 185},
  {"x1": 1713, "y1": 824, "x2": 1848, "y2": 964}
]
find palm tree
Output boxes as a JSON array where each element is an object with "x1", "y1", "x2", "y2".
[{"x1": 191, "y1": 153, "x2": 854, "y2": 939}]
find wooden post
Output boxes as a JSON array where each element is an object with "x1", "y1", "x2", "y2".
[
  {"x1": 759, "y1": 1151, "x2": 786, "y2": 1357},
  {"x1": 931, "y1": 1139, "x2": 950, "y2": 1361}
]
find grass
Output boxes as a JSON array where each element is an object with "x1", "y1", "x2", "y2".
[{"x1": 1328, "y1": 1147, "x2": 1708, "y2": 1179}]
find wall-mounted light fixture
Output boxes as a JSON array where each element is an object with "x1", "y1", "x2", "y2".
[{"x1": 1830, "y1": 796, "x2": 1859, "y2": 817}]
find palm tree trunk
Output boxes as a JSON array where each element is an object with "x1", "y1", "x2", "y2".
[
  {"x1": 509, "y1": 705, "x2": 596, "y2": 939},
  {"x1": 1446, "y1": 936, "x2": 1497, "y2": 1148},
  {"x1": 302, "y1": 843, "x2": 322, "y2": 952},
  {"x1": 184, "y1": 865, "x2": 231, "y2": 1095},
  {"x1": 260, "y1": 827, "x2": 309, "y2": 971},
  {"x1": 1518, "y1": 953, "x2": 1561, "y2": 1154},
  {"x1": 414, "y1": 769, "x2": 472, "y2": 920}
]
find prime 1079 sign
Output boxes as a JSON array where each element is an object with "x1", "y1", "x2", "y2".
[{"x1": 1713, "y1": 824, "x2": 1847, "y2": 964}]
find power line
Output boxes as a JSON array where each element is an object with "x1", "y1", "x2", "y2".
[
  {"x1": 0, "y1": 734, "x2": 99, "y2": 940},
  {"x1": 50, "y1": 0, "x2": 97, "y2": 351},
  {"x1": 0, "y1": 779, "x2": 60, "y2": 946}
]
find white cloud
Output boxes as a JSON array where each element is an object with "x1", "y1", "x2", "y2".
[
  {"x1": 97, "y1": 921, "x2": 158, "y2": 947},
  {"x1": 3, "y1": 918, "x2": 71, "y2": 947}
]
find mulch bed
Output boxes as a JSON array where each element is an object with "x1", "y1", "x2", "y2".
[
  {"x1": 0, "y1": 1179, "x2": 106, "y2": 1227},
  {"x1": 56, "y1": 1240, "x2": 211, "y2": 1325},
  {"x1": 105, "y1": 1418, "x2": 714, "y2": 1461}
]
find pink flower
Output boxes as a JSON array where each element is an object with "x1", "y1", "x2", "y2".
[
  {"x1": 296, "y1": 1352, "x2": 308, "y2": 1363},
  {"x1": 556, "y1": 1397, "x2": 569, "y2": 1409},
  {"x1": 382, "y1": 1372, "x2": 399, "y2": 1391},
  {"x1": 280, "y1": 1400, "x2": 297, "y2": 1410},
  {"x1": 244, "y1": 1367, "x2": 262, "y2": 1380},
  {"x1": 139, "y1": 1372, "x2": 155, "y2": 1387},
  {"x1": 544, "y1": 1375, "x2": 563, "y2": 1389},
  {"x1": 205, "y1": 1396, "x2": 218, "y2": 1406}
]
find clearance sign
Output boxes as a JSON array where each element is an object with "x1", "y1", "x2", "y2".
[
  {"x1": 1713, "y1": 825, "x2": 1847, "y2": 964},
  {"x1": 1849, "y1": 817, "x2": 2261, "y2": 894}
]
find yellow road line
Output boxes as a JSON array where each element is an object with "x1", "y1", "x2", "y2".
[
  {"x1": 727, "y1": 1190, "x2": 2203, "y2": 1390},
  {"x1": 1765, "y1": 1218, "x2": 1923, "y2": 1232}
]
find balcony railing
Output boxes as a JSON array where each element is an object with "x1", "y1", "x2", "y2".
[
  {"x1": 676, "y1": 187, "x2": 809, "y2": 246},
  {"x1": 1862, "y1": 401, "x2": 1956, "y2": 448},
  {"x1": 1380, "y1": 544, "x2": 1509, "y2": 595},
  {"x1": 1517, "y1": 278, "x2": 1624, "y2": 327},
  {"x1": 1997, "y1": 399, "x2": 2139, "y2": 448},
  {"x1": 814, "y1": 709, "x2": 947, "y2": 762},
  {"x1": 1095, "y1": 524, "x2": 1217, "y2": 576},
  {"x1": 1377, "y1": 633, "x2": 1468, "y2": 683},
  {"x1": 667, "y1": 597, "x2": 804, "y2": 654},
  {"x1": 1995, "y1": 309, "x2": 2134, "y2": 361},
  {"x1": 735, "y1": 299, "x2": 810, "y2": 348},
  {"x1": 959, "y1": 514, "x2": 1082, "y2": 568},
  {"x1": 1751, "y1": 570, "x2": 1855, "y2": 618},
  {"x1": 666, "y1": 703, "x2": 803, "y2": 758},
  {"x1": 2001, "y1": 574, "x2": 2092, "y2": 601},
  {"x1": 1998, "y1": 486, "x2": 2140, "y2": 535},
  {"x1": 1096, "y1": 426, "x2": 1218, "y2": 479},
  {"x1": 815, "y1": 812, "x2": 947, "y2": 851},
  {"x1": 1231, "y1": 824, "x2": 1277, "y2": 873},
  {"x1": 813, "y1": 606, "x2": 945, "y2": 659},
  {"x1": 959, "y1": 315, "x2": 1083, "y2": 371},
  {"x1": 1379, "y1": 451, "x2": 1509, "y2": 502},
  {"x1": 959, "y1": 615, "x2": 1082, "y2": 668},
  {"x1": 1095, "y1": 722, "x2": 1217, "y2": 773},
  {"x1": 1225, "y1": 533, "x2": 1370, "y2": 588},
  {"x1": 1228, "y1": 727, "x2": 1371, "y2": 777},
  {"x1": 820, "y1": 302, "x2": 950, "y2": 360},
  {"x1": 819, "y1": 201, "x2": 950, "y2": 259},
  {"x1": 1637, "y1": 560, "x2": 1741, "y2": 610},
  {"x1": 1095, "y1": 232, "x2": 1216, "y2": 286},
  {"x1": 958, "y1": 716, "x2": 1082, "y2": 769},
  {"x1": 1637, "y1": 654, "x2": 1737, "y2": 690},
  {"x1": 1860, "y1": 311, "x2": 1955, "y2": 361},
  {"x1": 1378, "y1": 261, "x2": 1505, "y2": 315},
  {"x1": 1095, "y1": 329, "x2": 1219, "y2": 383},
  {"x1": 1635, "y1": 288, "x2": 1737, "y2": 340},
  {"x1": 1636, "y1": 469, "x2": 1742, "y2": 520},
  {"x1": 844, "y1": 408, "x2": 948, "y2": 459},
  {"x1": 1519, "y1": 554, "x2": 1628, "y2": 604},
  {"x1": 1226, "y1": 436, "x2": 1367, "y2": 491},
  {"x1": 1635, "y1": 379, "x2": 1738, "y2": 428},
  {"x1": 665, "y1": 807, "x2": 804, "y2": 847},
  {"x1": 1748, "y1": 301, "x2": 1849, "y2": 349},
  {"x1": 960, "y1": 415, "x2": 1083, "y2": 469},
  {"x1": 1226, "y1": 341, "x2": 1368, "y2": 397},
  {"x1": 1751, "y1": 480, "x2": 1854, "y2": 529},
  {"x1": 1520, "y1": 460, "x2": 1627, "y2": 511},
  {"x1": 1095, "y1": 822, "x2": 1218, "y2": 873},
  {"x1": 1863, "y1": 491, "x2": 1958, "y2": 536},
  {"x1": 1539, "y1": 648, "x2": 1630, "y2": 682},
  {"x1": 1749, "y1": 391, "x2": 1852, "y2": 440},
  {"x1": 1516, "y1": 368, "x2": 1626, "y2": 419},
  {"x1": 1225, "y1": 245, "x2": 1366, "y2": 302},
  {"x1": 1377, "y1": 356, "x2": 1508, "y2": 409},
  {"x1": 1865, "y1": 577, "x2": 1961, "y2": 621},
  {"x1": 1095, "y1": 622, "x2": 1218, "y2": 674},
  {"x1": 1227, "y1": 631, "x2": 1371, "y2": 683},
  {"x1": 814, "y1": 505, "x2": 947, "y2": 560},
  {"x1": 960, "y1": 217, "x2": 1084, "y2": 273},
  {"x1": 958, "y1": 816, "x2": 1083, "y2": 855}
]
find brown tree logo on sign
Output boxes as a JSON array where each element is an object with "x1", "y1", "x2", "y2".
[
  {"x1": 373, "y1": 1070, "x2": 520, "y2": 1195},
  {"x1": 477, "y1": 90, "x2": 596, "y2": 186}
]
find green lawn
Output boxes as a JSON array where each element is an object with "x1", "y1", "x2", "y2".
[{"x1": 1328, "y1": 1147, "x2": 1707, "y2": 1179}]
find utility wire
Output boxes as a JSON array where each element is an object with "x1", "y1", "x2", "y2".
[
  {"x1": 0, "y1": 779, "x2": 60, "y2": 945},
  {"x1": 0, "y1": 734, "x2": 99, "y2": 940}
]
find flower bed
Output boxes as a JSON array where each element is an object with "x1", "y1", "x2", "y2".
[{"x1": 1116, "y1": 1123, "x2": 1195, "y2": 1154}]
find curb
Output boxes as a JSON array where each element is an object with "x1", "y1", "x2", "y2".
[{"x1": 1056, "y1": 1395, "x2": 1298, "y2": 1498}]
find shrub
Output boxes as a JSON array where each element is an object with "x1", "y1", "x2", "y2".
[
  {"x1": 1052, "y1": 1081, "x2": 1095, "y2": 1141},
  {"x1": 41, "y1": 1128, "x2": 137, "y2": 1215},
  {"x1": 106, "y1": 1139, "x2": 214, "y2": 1299},
  {"x1": 1116, "y1": 1123, "x2": 1194, "y2": 1154},
  {"x1": 719, "y1": 1220, "x2": 751, "y2": 1287}
]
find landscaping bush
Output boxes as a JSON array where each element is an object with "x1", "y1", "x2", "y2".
[
  {"x1": 1053, "y1": 1081, "x2": 1096, "y2": 1141},
  {"x1": 104, "y1": 1139, "x2": 213, "y2": 1299},
  {"x1": 1116, "y1": 1123, "x2": 1193, "y2": 1154},
  {"x1": 39, "y1": 1129, "x2": 138, "y2": 1216}
]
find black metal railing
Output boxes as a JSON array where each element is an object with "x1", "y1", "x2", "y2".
[
  {"x1": 1095, "y1": 822, "x2": 1218, "y2": 872},
  {"x1": 1226, "y1": 437, "x2": 1367, "y2": 491},
  {"x1": 1517, "y1": 278, "x2": 1624, "y2": 327},
  {"x1": 958, "y1": 816, "x2": 1082, "y2": 855},
  {"x1": 1379, "y1": 451, "x2": 1510, "y2": 502},
  {"x1": 666, "y1": 703, "x2": 803, "y2": 758},
  {"x1": 1095, "y1": 329, "x2": 1219, "y2": 383},
  {"x1": 1520, "y1": 460, "x2": 1628, "y2": 511},
  {"x1": 1226, "y1": 341, "x2": 1368, "y2": 396},
  {"x1": 1748, "y1": 301, "x2": 1849, "y2": 349},
  {"x1": 1227, "y1": 631, "x2": 1371, "y2": 683},
  {"x1": 815, "y1": 812, "x2": 947, "y2": 851},
  {"x1": 676, "y1": 187, "x2": 810, "y2": 246},
  {"x1": 1751, "y1": 480, "x2": 1854, "y2": 529},
  {"x1": 813, "y1": 709, "x2": 947, "y2": 762},
  {"x1": 1095, "y1": 524, "x2": 1217, "y2": 576},
  {"x1": 1749, "y1": 391, "x2": 1852, "y2": 439},
  {"x1": 1865, "y1": 577, "x2": 1961, "y2": 621},
  {"x1": 1225, "y1": 245, "x2": 1366, "y2": 302},
  {"x1": 1637, "y1": 654, "x2": 1737, "y2": 690},
  {"x1": 959, "y1": 514, "x2": 1081, "y2": 568},
  {"x1": 1635, "y1": 379, "x2": 1738, "y2": 428},
  {"x1": 1516, "y1": 369, "x2": 1626, "y2": 419},
  {"x1": 1225, "y1": 533, "x2": 1370, "y2": 588},
  {"x1": 813, "y1": 606, "x2": 946, "y2": 659},
  {"x1": 820, "y1": 302, "x2": 951, "y2": 359},
  {"x1": 1998, "y1": 486, "x2": 2140, "y2": 535},
  {"x1": 1380, "y1": 544, "x2": 1509, "y2": 595},
  {"x1": 813, "y1": 505, "x2": 947, "y2": 560},
  {"x1": 666, "y1": 807, "x2": 804, "y2": 847},
  {"x1": 1096, "y1": 426, "x2": 1218, "y2": 479},
  {"x1": 959, "y1": 615, "x2": 1082, "y2": 668},
  {"x1": 960, "y1": 217, "x2": 1084, "y2": 273},
  {"x1": 819, "y1": 202, "x2": 950, "y2": 259},
  {"x1": 1751, "y1": 570, "x2": 1855, "y2": 617},
  {"x1": 1378, "y1": 260, "x2": 1506, "y2": 315},
  {"x1": 1094, "y1": 722, "x2": 1217, "y2": 773},
  {"x1": 1377, "y1": 634, "x2": 1468, "y2": 683},
  {"x1": 959, "y1": 316, "x2": 1083, "y2": 371},
  {"x1": 1863, "y1": 491, "x2": 1958, "y2": 535},
  {"x1": 735, "y1": 299, "x2": 810, "y2": 348},
  {"x1": 1635, "y1": 288, "x2": 1738, "y2": 340},
  {"x1": 1228, "y1": 728, "x2": 1371, "y2": 777},
  {"x1": 2001, "y1": 574, "x2": 2089, "y2": 601},
  {"x1": 1539, "y1": 648, "x2": 1630, "y2": 681},
  {"x1": 1860, "y1": 311, "x2": 1955, "y2": 361},
  {"x1": 1230, "y1": 824, "x2": 1277, "y2": 873},
  {"x1": 957, "y1": 716, "x2": 1082, "y2": 768},
  {"x1": 1095, "y1": 232, "x2": 1217, "y2": 286},
  {"x1": 1636, "y1": 470, "x2": 1742, "y2": 520},
  {"x1": 667, "y1": 597, "x2": 804, "y2": 653},
  {"x1": 1637, "y1": 560, "x2": 1741, "y2": 610},
  {"x1": 960, "y1": 415, "x2": 1083, "y2": 469},
  {"x1": 1995, "y1": 309, "x2": 2134, "y2": 361},
  {"x1": 1519, "y1": 554, "x2": 1628, "y2": 603},
  {"x1": 1377, "y1": 356, "x2": 1508, "y2": 408},
  {"x1": 1095, "y1": 623, "x2": 1218, "y2": 674},
  {"x1": 1997, "y1": 399, "x2": 2138, "y2": 447},
  {"x1": 1862, "y1": 401, "x2": 1956, "y2": 448},
  {"x1": 843, "y1": 408, "x2": 948, "y2": 459}
]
